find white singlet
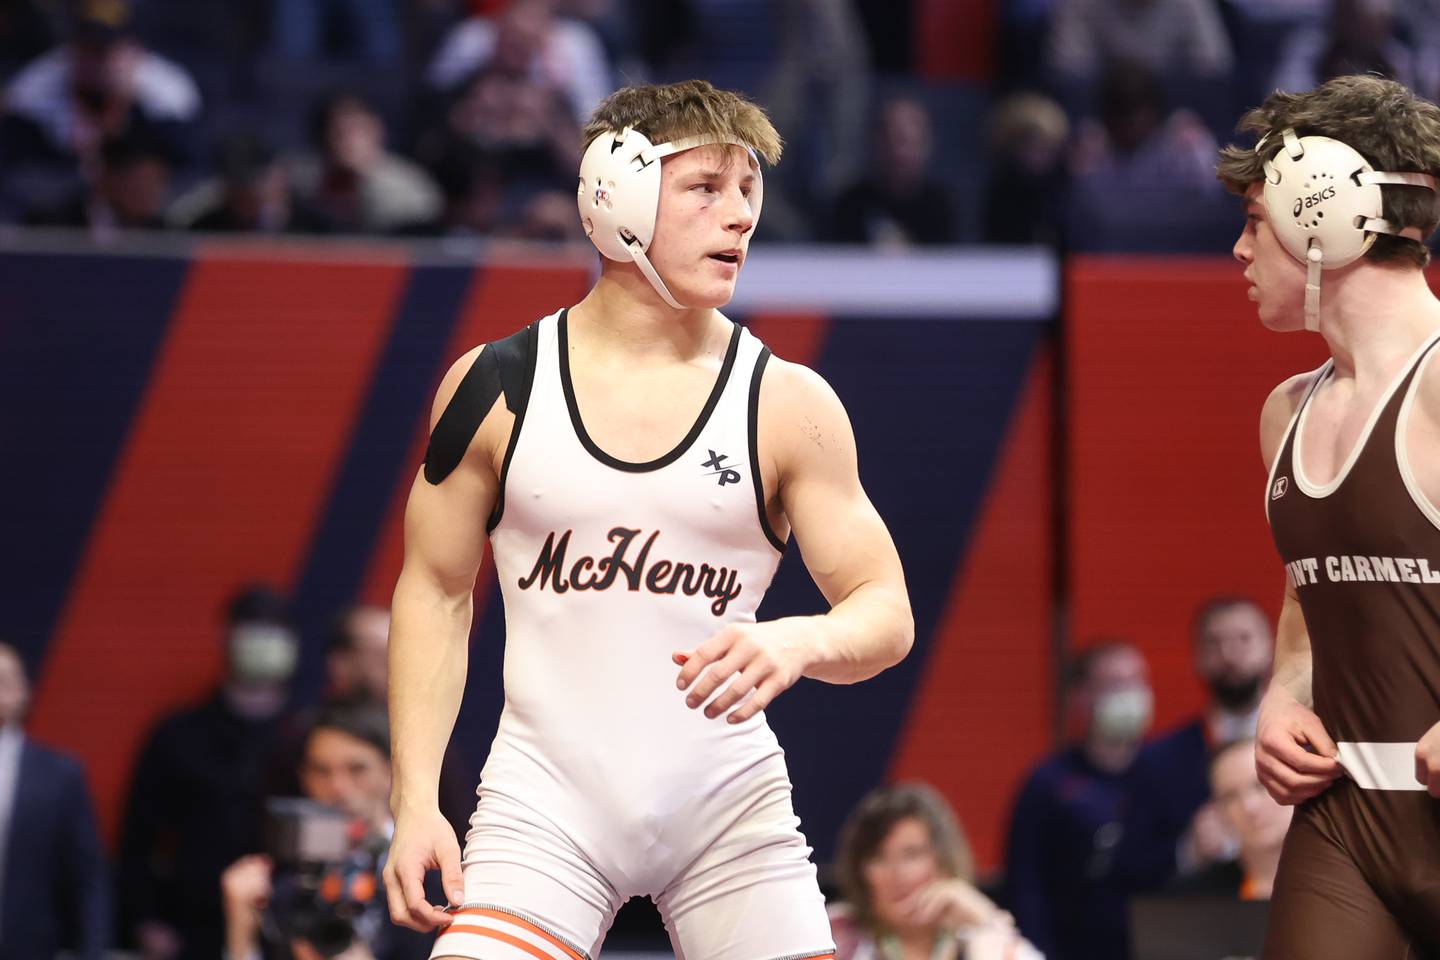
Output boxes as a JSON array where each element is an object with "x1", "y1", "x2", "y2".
[{"x1": 432, "y1": 309, "x2": 836, "y2": 960}]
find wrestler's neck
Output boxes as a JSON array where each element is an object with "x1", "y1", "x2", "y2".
[
  {"x1": 568, "y1": 270, "x2": 729, "y2": 365},
  {"x1": 1315, "y1": 263, "x2": 1440, "y2": 381}
]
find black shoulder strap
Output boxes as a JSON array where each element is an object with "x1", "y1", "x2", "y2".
[{"x1": 423, "y1": 321, "x2": 539, "y2": 485}]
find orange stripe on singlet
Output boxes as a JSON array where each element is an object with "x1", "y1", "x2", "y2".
[
  {"x1": 446, "y1": 908, "x2": 586, "y2": 960},
  {"x1": 439, "y1": 923, "x2": 557, "y2": 960}
]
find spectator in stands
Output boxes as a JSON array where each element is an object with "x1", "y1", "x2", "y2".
[
  {"x1": 0, "y1": 640, "x2": 111, "y2": 959},
  {"x1": 1064, "y1": 59, "x2": 1230, "y2": 253},
  {"x1": 1272, "y1": 0, "x2": 1440, "y2": 102},
  {"x1": 291, "y1": 90, "x2": 442, "y2": 234},
  {"x1": 761, "y1": 0, "x2": 872, "y2": 239},
  {"x1": 1165, "y1": 738, "x2": 1291, "y2": 899},
  {"x1": 827, "y1": 95, "x2": 957, "y2": 247},
  {"x1": 1004, "y1": 641, "x2": 1153, "y2": 960},
  {"x1": 984, "y1": 91, "x2": 1070, "y2": 245},
  {"x1": 118, "y1": 584, "x2": 300, "y2": 960},
  {"x1": 265, "y1": 603, "x2": 470, "y2": 833},
  {"x1": 502, "y1": 188, "x2": 584, "y2": 241},
  {"x1": 172, "y1": 133, "x2": 298, "y2": 233},
  {"x1": 0, "y1": 0, "x2": 200, "y2": 182},
  {"x1": 424, "y1": 64, "x2": 578, "y2": 193},
  {"x1": 426, "y1": 0, "x2": 611, "y2": 123},
  {"x1": 1120, "y1": 597, "x2": 1273, "y2": 890},
  {"x1": 129, "y1": 0, "x2": 267, "y2": 108},
  {"x1": 831, "y1": 783, "x2": 1041, "y2": 960},
  {"x1": 222, "y1": 702, "x2": 436, "y2": 960},
  {"x1": 26, "y1": 128, "x2": 173, "y2": 233},
  {"x1": 324, "y1": 605, "x2": 391, "y2": 705},
  {"x1": 413, "y1": 137, "x2": 506, "y2": 236},
  {"x1": 269, "y1": 0, "x2": 403, "y2": 65},
  {"x1": 266, "y1": 604, "x2": 391, "y2": 798},
  {"x1": 1045, "y1": 0, "x2": 1232, "y2": 82}
]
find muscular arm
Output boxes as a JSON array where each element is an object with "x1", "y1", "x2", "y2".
[
  {"x1": 1270, "y1": 585, "x2": 1313, "y2": 707},
  {"x1": 385, "y1": 346, "x2": 506, "y2": 928},
  {"x1": 1255, "y1": 370, "x2": 1340, "y2": 803},
  {"x1": 1259, "y1": 372, "x2": 1318, "y2": 707},
  {"x1": 1406, "y1": 335, "x2": 1440, "y2": 795},
  {"x1": 389, "y1": 345, "x2": 498, "y2": 812},
  {"x1": 675, "y1": 358, "x2": 912, "y2": 720},
  {"x1": 768, "y1": 359, "x2": 913, "y2": 683}
]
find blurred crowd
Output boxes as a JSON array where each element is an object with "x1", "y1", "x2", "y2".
[
  {"x1": 1, "y1": 588, "x2": 1282, "y2": 960},
  {"x1": 3, "y1": 0, "x2": 1439, "y2": 251}
]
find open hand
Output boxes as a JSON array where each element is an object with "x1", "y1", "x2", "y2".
[
  {"x1": 896, "y1": 879, "x2": 1008, "y2": 931},
  {"x1": 673, "y1": 620, "x2": 815, "y2": 723}
]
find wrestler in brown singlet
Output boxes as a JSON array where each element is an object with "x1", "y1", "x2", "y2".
[{"x1": 1222, "y1": 75, "x2": 1440, "y2": 958}]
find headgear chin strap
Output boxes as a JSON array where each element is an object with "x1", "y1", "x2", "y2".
[
  {"x1": 577, "y1": 126, "x2": 762, "y2": 309},
  {"x1": 1258, "y1": 127, "x2": 1437, "y2": 331}
]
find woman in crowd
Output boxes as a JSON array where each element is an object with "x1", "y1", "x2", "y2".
[{"x1": 832, "y1": 783, "x2": 1042, "y2": 960}]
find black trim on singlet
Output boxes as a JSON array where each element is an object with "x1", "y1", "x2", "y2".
[
  {"x1": 420, "y1": 319, "x2": 538, "y2": 511},
  {"x1": 486, "y1": 321, "x2": 540, "y2": 531},
  {"x1": 557, "y1": 307, "x2": 742, "y2": 473},
  {"x1": 748, "y1": 345, "x2": 788, "y2": 553}
]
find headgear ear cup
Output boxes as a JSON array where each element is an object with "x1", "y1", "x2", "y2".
[
  {"x1": 577, "y1": 126, "x2": 763, "y2": 309},
  {"x1": 1258, "y1": 128, "x2": 1438, "y2": 331}
]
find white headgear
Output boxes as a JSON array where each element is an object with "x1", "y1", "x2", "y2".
[
  {"x1": 1258, "y1": 127, "x2": 1437, "y2": 330},
  {"x1": 577, "y1": 126, "x2": 761, "y2": 309}
]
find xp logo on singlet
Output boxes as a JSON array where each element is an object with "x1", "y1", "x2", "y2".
[
  {"x1": 1272, "y1": 476, "x2": 1289, "y2": 500},
  {"x1": 702, "y1": 450, "x2": 742, "y2": 486}
]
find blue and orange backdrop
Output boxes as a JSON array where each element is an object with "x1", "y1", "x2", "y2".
[{"x1": 0, "y1": 237, "x2": 1328, "y2": 873}]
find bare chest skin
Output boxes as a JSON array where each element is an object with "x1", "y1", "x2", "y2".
[
  {"x1": 567, "y1": 348, "x2": 727, "y2": 463},
  {"x1": 476, "y1": 332, "x2": 788, "y2": 536},
  {"x1": 1406, "y1": 374, "x2": 1440, "y2": 510},
  {"x1": 1298, "y1": 366, "x2": 1440, "y2": 511},
  {"x1": 1296, "y1": 376, "x2": 1377, "y2": 486}
]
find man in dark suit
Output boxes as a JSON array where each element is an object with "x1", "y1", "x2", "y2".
[
  {"x1": 1120, "y1": 597, "x2": 1274, "y2": 890},
  {"x1": 0, "y1": 640, "x2": 111, "y2": 958}
]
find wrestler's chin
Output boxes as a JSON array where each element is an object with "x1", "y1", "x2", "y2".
[
  {"x1": 1256, "y1": 298, "x2": 1304, "y2": 333},
  {"x1": 669, "y1": 277, "x2": 738, "y2": 311}
]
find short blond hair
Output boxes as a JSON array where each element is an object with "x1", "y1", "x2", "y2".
[{"x1": 583, "y1": 80, "x2": 783, "y2": 166}]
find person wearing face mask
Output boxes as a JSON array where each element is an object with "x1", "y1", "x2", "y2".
[
  {"x1": 118, "y1": 584, "x2": 301, "y2": 960},
  {"x1": 830, "y1": 783, "x2": 1041, "y2": 960},
  {"x1": 1003, "y1": 641, "x2": 1153, "y2": 960},
  {"x1": 1117, "y1": 598, "x2": 1273, "y2": 893}
]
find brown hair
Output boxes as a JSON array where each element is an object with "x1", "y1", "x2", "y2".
[
  {"x1": 1190, "y1": 595, "x2": 1267, "y2": 645},
  {"x1": 834, "y1": 782, "x2": 974, "y2": 934},
  {"x1": 583, "y1": 80, "x2": 782, "y2": 166},
  {"x1": 1217, "y1": 75, "x2": 1440, "y2": 267},
  {"x1": 306, "y1": 700, "x2": 391, "y2": 761}
]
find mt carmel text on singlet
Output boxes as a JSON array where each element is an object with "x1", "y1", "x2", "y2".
[{"x1": 1284, "y1": 554, "x2": 1440, "y2": 588}]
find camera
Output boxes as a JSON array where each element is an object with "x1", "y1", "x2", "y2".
[{"x1": 263, "y1": 798, "x2": 389, "y2": 958}]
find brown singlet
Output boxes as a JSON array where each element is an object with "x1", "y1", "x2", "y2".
[{"x1": 1263, "y1": 331, "x2": 1440, "y2": 959}]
